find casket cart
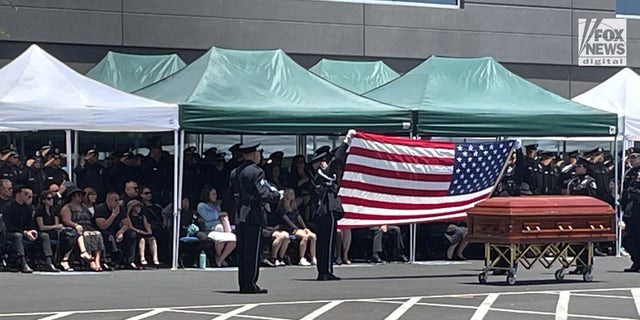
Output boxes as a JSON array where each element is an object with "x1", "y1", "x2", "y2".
[{"x1": 467, "y1": 196, "x2": 615, "y2": 285}]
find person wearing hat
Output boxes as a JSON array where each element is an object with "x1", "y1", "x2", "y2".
[
  {"x1": 43, "y1": 152, "x2": 69, "y2": 188},
  {"x1": 227, "y1": 143, "x2": 243, "y2": 172},
  {"x1": 309, "y1": 129, "x2": 357, "y2": 281},
  {"x1": 536, "y1": 151, "x2": 561, "y2": 195},
  {"x1": 182, "y1": 147, "x2": 203, "y2": 207},
  {"x1": 75, "y1": 148, "x2": 106, "y2": 202},
  {"x1": 24, "y1": 155, "x2": 47, "y2": 204},
  {"x1": 59, "y1": 185, "x2": 105, "y2": 271},
  {"x1": 584, "y1": 147, "x2": 614, "y2": 206},
  {"x1": 0, "y1": 148, "x2": 24, "y2": 184},
  {"x1": 229, "y1": 140, "x2": 283, "y2": 294},
  {"x1": 558, "y1": 150, "x2": 580, "y2": 194},
  {"x1": 2, "y1": 185, "x2": 58, "y2": 273},
  {"x1": 140, "y1": 139, "x2": 171, "y2": 207},
  {"x1": 107, "y1": 150, "x2": 139, "y2": 196},
  {"x1": 620, "y1": 153, "x2": 640, "y2": 272},
  {"x1": 522, "y1": 144, "x2": 540, "y2": 195},
  {"x1": 126, "y1": 199, "x2": 160, "y2": 266}
]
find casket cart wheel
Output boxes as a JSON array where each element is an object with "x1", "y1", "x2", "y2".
[
  {"x1": 478, "y1": 272, "x2": 487, "y2": 284},
  {"x1": 583, "y1": 269, "x2": 593, "y2": 282},
  {"x1": 554, "y1": 268, "x2": 565, "y2": 282},
  {"x1": 506, "y1": 272, "x2": 517, "y2": 285}
]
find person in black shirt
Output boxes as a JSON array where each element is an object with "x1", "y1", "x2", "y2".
[
  {"x1": 43, "y1": 153, "x2": 69, "y2": 187},
  {"x1": 3, "y1": 185, "x2": 57, "y2": 272},
  {"x1": 140, "y1": 185, "x2": 170, "y2": 264},
  {"x1": 94, "y1": 191, "x2": 137, "y2": 269},
  {"x1": 75, "y1": 148, "x2": 106, "y2": 202}
]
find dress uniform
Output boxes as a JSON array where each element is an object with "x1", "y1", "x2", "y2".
[
  {"x1": 523, "y1": 144, "x2": 540, "y2": 194},
  {"x1": 585, "y1": 147, "x2": 614, "y2": 206},
  {"x1": 536, "y1": 151, "x2": 561, "y2": 195},
  {"x1": 567, "y1": 158, "x2": 599, "y2": 274},
  {"x1": 621, "y1": 153, "x2": 640, "y2": 272},
  {"x1": 229, "y1": 141, "x2": 282, "y2": 294},
  {"x1": 558, "y1": 150, "x2": 580, "y2": 193},
  {"x1": 309, "y1": 130, "x2": 355, "y2": 281}
]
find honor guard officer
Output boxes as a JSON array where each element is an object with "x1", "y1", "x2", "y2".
[
  {"x1": 559, "y1": 150, "x2": 580, "y2": 193},
  {"x1": 523, "y1": 144, "x2": 540, "y2": 194},
  {"x1": 621, "y1": 153, "x2": 640, "y2": 272},
  {"x1": 537, "y1": 151, "x2": 561, "y2": 195},
  {"x1": 309, "y1": 130, "x2": 356, "y2": 281},
  {"x1": 585, "y1": 147, "x2": 614, "y2": 206},
  {"x1": 567, "y1": 157, "x2": 600, "y2": 274},
  {"x1": 230, "y1": 141, "x2": 283, "y2": 294}
]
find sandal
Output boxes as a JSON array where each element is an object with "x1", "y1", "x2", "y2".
[
  {"x1": 140, "y1": 258, "x2": 148, "y2": 266},
  {"x1": 89, "y1": 259, "x2": 102, "y2": 272},
  {"x1": 60, "y1": 259, "x2": 74, "y2": 272},
  {"x1": 80, "y1": 251, "x2": 92, "y2": 261}
]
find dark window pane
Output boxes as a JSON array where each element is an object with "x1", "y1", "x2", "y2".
[{"x1": 617, "y1": 0, "x2": 640, "y2": 15}]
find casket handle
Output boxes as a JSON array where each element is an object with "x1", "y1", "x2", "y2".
[
  {"x1": 535, "y1": 226, "x2": 541, "y2": 231},
  {"x1": 558, "y1": 225, "x2": 564, "y2": 231},
  {"x1": 568, "y1": 225, "x2": 573, "y2": 231},
  {"x1": 590, "y1": 225, "x2": 596, "y2": 230},
  {"x1": 600, "y1": 224, "x2": 604, "y2": 229}
]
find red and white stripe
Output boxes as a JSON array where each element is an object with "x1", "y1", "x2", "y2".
[{"x1": 337, "y1": 132, "x2": 495, "y2": 228}]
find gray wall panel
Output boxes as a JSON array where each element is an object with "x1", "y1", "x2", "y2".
[
  {"x1": 365, "y1": 26, "x2": 571, "y2": 64},
  {"x1": 124, "y1": 0, "x2": 363, "y2": 25},
  {"x1": 366, "y1": 3, "x2": 570, "y2": 36},
  {"x1": 0, "y1": 7, "x2": 121, "y2": 45},
  {"x1": 572, "y1": 0, "x2": 615, "y2": 11},
  {"x1": 466, "y1": 0, "x2": 571, "y2": 9},
  {"x1": 123, "y1": 14, "x2": 364, "y2": 55}
]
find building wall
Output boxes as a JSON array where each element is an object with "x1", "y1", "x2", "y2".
[{"x1": 0, "y1": 0, "x2": 636, "y2": 97}]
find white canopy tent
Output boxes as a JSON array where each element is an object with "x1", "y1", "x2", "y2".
[
  {"x1": 0, "y1": 44, "x2": 182, "y2": 268},
  {"x1": 573, "y1": 68, "x2": 640, "y2": 141}
]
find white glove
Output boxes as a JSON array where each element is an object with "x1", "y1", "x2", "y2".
[
  {"x1": 513, "y1": 139, "x2": 522, "y2": 149},
  {"x1": 347, "y1": 129, "x2": 357, "y2": 139},
  {"x1": 278, "y1": 190, "x2": 284, "y2": 200}
]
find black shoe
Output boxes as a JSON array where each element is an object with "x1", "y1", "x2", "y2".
[
  {"x1": 127, "y1": 262, "x2": 139, "y2": 270},
  {"x1": 21, "y1": 264, "x2": 33, "y2": 274},
  {"x1": 44, "y1": 264, "x2": 60, "y2": 273},
  {"x1": 283, "y1": 255, "x2": 292, "y2": 266},
  {"x1": 400, "y1": 255, "x2": 409, "y2": 263},
  {"x1": 335, "y1": 257, "x2": 343, "y2": 265},
  {"x1": 317, "y1": 273, "x2": 341, "y2": 281},
  {"x1": 102, "y1": 263, "x2": 112, "y2": 271},
  {"x1": 594, "y1": 248, "x2": 607, "y2": 257},
  {"x1": 371, "y1": 253, "x2": 384, "y2": 264},
  {"x1": 624, "y1": 264, "x2": 640, "y2": 272},
  {"x1": 261, "y1": 258, "x2": 276, "y2": 268}
]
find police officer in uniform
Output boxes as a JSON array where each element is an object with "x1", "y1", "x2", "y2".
[
  {"x1": 309, "y1": 130, "x2": 356, "y2": 281},
  {"x1": 558, "y1": 150, "x2": 580, "y2": 194},
  {"x1": 523, "y1": 144, "x2": 540, "y2": 194},
  {"x1": 621, "y1": 153, "x2": 640, "y2": 272},
  {"x1": 585, "y1": 147, "x2": 614, "y2": 206},
  {"x1": 75, "y1": 148, "x2": 106, "y2": 201},
  {"x1": 537, "y1": 151, "x2": 561, "y2": 195},
  {"x1": 567, "y1": 157, "x2": 599, "y2": 274},
  {"x1": 230, "y1": 141, "x2": 283, "y2": 294}
]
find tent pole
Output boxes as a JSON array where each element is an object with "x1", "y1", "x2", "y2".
[
  {"x1": 65, "y1": 130, "x2": 73, "y2": 184},
  {"x1": 73, "y1": 131, "x2": 79, "y2": 183},
  {"x1": 171, "y1": 129, "x2": 182, "y2": 270},
  {"x1": 614, "y1": 135, "x2": 620, "y2": 257}
]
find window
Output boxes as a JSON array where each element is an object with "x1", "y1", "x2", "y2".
[
  {"x1": 320, "y1": 0, "x2": 460, "y2": 8},
  {"x1": 617, "y1": 0, "x2": 640, "y2": 16}
]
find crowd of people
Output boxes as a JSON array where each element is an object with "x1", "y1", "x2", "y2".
[{"x1": 2, "y1": 135, "x2": 638, "y2": 277}]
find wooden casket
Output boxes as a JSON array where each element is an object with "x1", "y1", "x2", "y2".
[{"x1": 467, "y1": 196, "x2": 616, "y2": 245}]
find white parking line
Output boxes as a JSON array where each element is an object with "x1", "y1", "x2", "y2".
[
  {"x1": 631, "y1": 288, "x2": 640, "y2": 317},
  {"x1": 555, "y1": 291, "x2": 570, "y2": 320},
  {"x1": 470, "y1": 293, "x2": 499, "y2": 320},
  {"x1": 126, "y1": 308, "x2": 169, "y2": 320},
  {"x1": 212, "y1": 304, "x2": 258, "y2": 320},
  {"x1": 38, "y1": 312, "x2": 73, "y2": 320},
  {"x1": 384, "y1": 297, "x2": 421, "y2": 320},
  {"x1": 299, "y1": 301, "x2": 342, "y2": 320}
]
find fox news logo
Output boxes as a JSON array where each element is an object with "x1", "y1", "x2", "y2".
[{"x1": 578, "y1": 18, "x2": 626, "y2": 66}]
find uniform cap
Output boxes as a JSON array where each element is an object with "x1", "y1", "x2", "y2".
[
  {"x1": 183, "y1": 146, "x2": 197, "y2": 155},
  {"x1": 539, "y1": 151, "x2": 555, "y2": 158},
  {"x1": 228, "y1": 143, "x2": 241, "y2": 153},
  {"x1": 524, "y1": 144, "x2": 538, "y2": 150},
  {"x1": 269, "y1": 151, "x2": 284, "y2": 159},
  {"x1": 238, "y1": 141, "x2": 262, "y2": 154},
  {"x1": 311, "y1": 145, "x2": 331, "y2": 164},
  {"x1": 1, "y1": 149, "x2": 18, "y2": 161},
  {"x1": 84, "y1": 148, "x2": 98, "y2": 156},
  {"x1": 567, "y1": 150, "x2": 580, "y2": 158},
  {"x1": 586, "y1": 147, "x2": 605, "y2": 156}
]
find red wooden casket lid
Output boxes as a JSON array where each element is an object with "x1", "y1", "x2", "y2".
[{"x1": 467, "y1": 196, "x2": 614, "y2": 217}]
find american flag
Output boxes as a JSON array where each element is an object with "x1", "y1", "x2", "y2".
[{"x1": 338, "y1": 132, "x2": 514, "y2": 228}]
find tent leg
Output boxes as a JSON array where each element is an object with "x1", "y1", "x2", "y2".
[
  {"x1": 171, "y1": 130, "x2": 183, "y2": 270},
  {"x1": 409, "y1": 223, "x2": 416, "y2": 263},
  {"x1": 65, "y1": 130, "x2": 73, "y2": 183}
]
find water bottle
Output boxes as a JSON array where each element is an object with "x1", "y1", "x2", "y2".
[{"x1": 199, "y1": 251, "x2": 207, "y2": 269}]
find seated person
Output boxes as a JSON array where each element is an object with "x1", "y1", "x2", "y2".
[
  {"x1": 127, "y1": 200, "x2": 160, "y2": 266},
  {"x1": 60, "y1": 185, "x2": 105, "y2": 272},
  {"x1": 3, "y1": 185, "x2": 58, "y2": 272},
  {"x1": 445, "y1": 222, "x2": 468, "y2": 261},
  {"x1": 196, "y1": 186, "x2": 236, "y2": 267},
  {"x1": 278, "y1": 188, "x2": 316, "y2": 266},
  {"x1": 335, "y1": 228, "x2": 352, "y2": 265},
  {"x1": 140, "y1": 186, "x2": 171, "y2": 263},
  {"x1": 369, "y1": 225, "x2": 408, "y2": 263},
  {"x1": 95, "y1": 191, "x2": 137, "y2": 269}
]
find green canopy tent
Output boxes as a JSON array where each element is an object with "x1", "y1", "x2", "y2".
[
  {"x1": 136, "y1": 47, "x2": 412, "y2": 135},
  {"x1": 309, "y1": 59, "x2": 399, "y2": 94},
  {"x1": 86, "y1": 52, "x2": 186, "y2": 93},
  {"x1": 364, "y1": 56, "x2": 617, "y2": 137}
]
